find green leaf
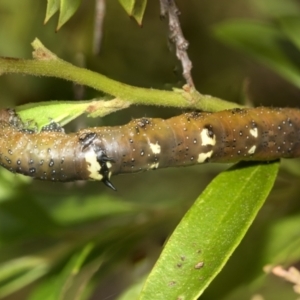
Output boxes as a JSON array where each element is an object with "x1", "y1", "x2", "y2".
[
  {"x1": 49, "y1": 194, "x2": 139, "y2": 225},
  {"x1": 139, "y1": 161, "x2": 279, "y2": 300},
  {"x1": 219, "y1": 214, "x2": 300, "y2": 300},
  {"x1": 118, "y1": 0, "x2": 135, "y2": 15},
  {"x1": 16, "y1": 99, "x2": 129, "y2": 131},
  {"x1": 16, "y1": 101, "x2": 94, "y2": 131},
  {"x1": 0, "y1": 257, "x2": 50, "y2": 298},
  {"x1": 57, "y1": 0, "x2": 82, "y2": 30},
  {"x1": 44, "y1": 0, "x2": 82, "y2": 29},
  {"x1": 252, "y1": 0, "x2": 300, "y2": 18},
  {"x1": 279, "y1": 16, "x2": 300, "y2": 51},
  {"x1": 117, "y1": 277, "x2": 146, "y2": 300},
  {"x1": 213, "y1": 20, "x2": 300, "y2": 88},
  {"x1": 118, "y1": 0, "x2": 147, "y2": 25},
  {"x1": 60, "y1": 255, "x2": 103, "y2": 300},
  {"x1": 262, "y1": 214, "x2": 300, "y2": 265},
  {"x1": 29, "y1": 244, "x2": 95, "y2": 300},
  {"x1": 44, "y1": 0, "x2": 60, "y2": 24},
  {"x1": 131, "y1": 0, "x2": 147, "y2": 26}
]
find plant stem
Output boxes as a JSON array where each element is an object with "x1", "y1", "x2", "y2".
[{"x1": 0, "y1": 39, "x2": 243, "y2": 112}]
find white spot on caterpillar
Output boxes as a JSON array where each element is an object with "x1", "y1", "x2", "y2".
[
  {"x1": 197, "y1": 150, "x2": 213, "y2": 163},
  {"x1": 248, "y1": 145, "x2": 256, "y2": 154},
  {"x1": 84, "y1": 149, "x2": 103, "y2": 180},
  {"x1": 200, "y1": 129, "x2": 216, "y2": 146},
  {"x1": 249, "y1": 128, "x2": 258, "y2": 138},
  {"x1": 149, "y1": 142, "x2": 161, "y2": 154},
  {"x1": 150, "y1": 162, "x2": 159, "y2": 169}
]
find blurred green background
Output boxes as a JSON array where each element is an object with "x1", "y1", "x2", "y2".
[{"x1": 1, "y1": 0, "x2": 300, "y2": 299}]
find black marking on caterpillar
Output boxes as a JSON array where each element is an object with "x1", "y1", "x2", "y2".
[
  {"x1": 78, "y1": 132, "x2": 116, "y2": 189},
  {"x1": 137, "y1": 118, "x2": 150, "y2": 128},
  {"x1": 94, "y1": 146, "x2": 116, "y2": 191},
  {"x1": 79, "y1": 132, "x2": 97, "y2": 150},
  {"x1": 41, "y1": 121, "x2": 65, "y2": 133},
  {"x1": 1, "y1": 107, "x2": 300, "y2": 190}
]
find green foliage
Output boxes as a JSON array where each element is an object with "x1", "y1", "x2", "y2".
[
  {"x1": 213, "y1": 0, "x2": 300, "y2": 89},
  {"x1": 0, "y1": 256, "x2": 50, "y2": 298},
  {"x1": 45, "y1": 0, "x2": 82, "y2": 30},
  {"x1": 45, "y1": 0, "x2": 148, "y2": 29},
  {"x1": 16, "y1": 99, "x2": 130, "y2": 131},
  {"x1": 118, "y1": 0, "x2": 147, "y2": 25},
  {"x1": 28, "y1": 244, "x2": 95, "y2": 300},
  {"x1": 139, "y1": 162, "x2": 279, "y2": 299}
]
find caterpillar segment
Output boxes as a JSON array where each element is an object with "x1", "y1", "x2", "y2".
[{"x1": 1, "y1": 107, "x2": 300, "y2": 190}]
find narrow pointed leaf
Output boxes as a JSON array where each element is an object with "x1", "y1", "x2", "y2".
[
  {"x1": 118, "y1": 0, "x2": 135, "y2": 16},
  {"x1": 262, "y1": 214, "x2": 300, "y2": 265},
  {"x1": 57, "y1": 0, "x2": 82, "y2": 30},
  {"x1": 118, "y1": 0, "x2": 147, "y2": 25},
  {"x1": 139, "y1": 161, "x2": 279, "y2": 300},
  {"x1": 44, "y1": 0, "x2": 60, "y2": 24},
  {"x1": 0, "y1": 257, "x2": 50, "y2": 298},
  {"x1": 131, "y1": 0, "x2": 147, "y2": 25},
  {"x1": 29, "y1": 244, "x2": 94, "y2": 300},
  {"x1": 279, "y1": 16, "x2": 300, "y2": 51},
  {"x1": 252, "y1": 0, "x2": 300, "y2": 18},
  {"x1": 213, "y1": 20, "x2": 300, "y2": 88}
]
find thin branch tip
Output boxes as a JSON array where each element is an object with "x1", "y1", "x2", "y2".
[
  {"x1": 160, "y1": 0, "x2": 194, "y2": 88},
  {"x1": 31, "y1": 39, "x2": 58, "y2": 61}
]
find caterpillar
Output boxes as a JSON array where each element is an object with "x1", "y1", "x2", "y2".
[{"x1": 0, "y1": 107, "x2": 300, "y2": 190}]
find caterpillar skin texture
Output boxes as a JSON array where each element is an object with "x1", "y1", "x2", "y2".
[{"x1": 1, "y1": 107, "x2": 300, "y2": 190}]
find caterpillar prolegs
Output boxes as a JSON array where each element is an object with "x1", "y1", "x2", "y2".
[{"x1": 0, "y1": 107, "x2": 300, "y2": 190}]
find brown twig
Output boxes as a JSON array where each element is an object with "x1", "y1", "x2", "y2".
[
  {"x1": 93, "y1": 0, "x2": 106, "y2": 55},
  {"x1": 160, "y1": 0, "x2": 195, "y2": 88}
]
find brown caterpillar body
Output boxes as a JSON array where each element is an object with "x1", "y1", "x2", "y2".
[{"x1": 0, "y1": 107, "x2": 300, "y2": 190}]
